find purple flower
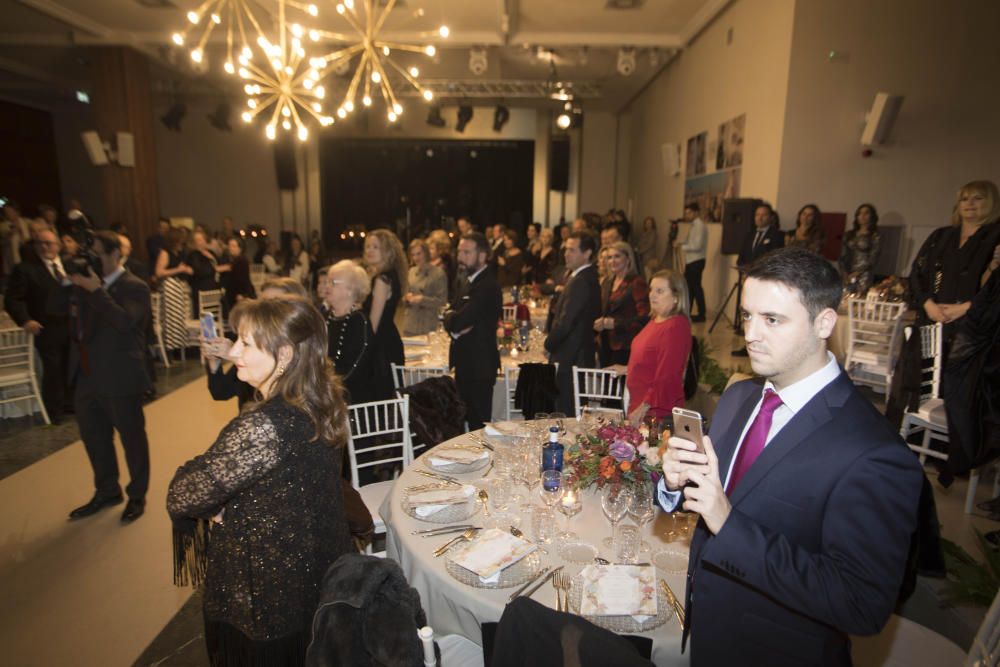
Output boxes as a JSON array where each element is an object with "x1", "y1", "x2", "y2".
[{"x1": 609, "y1": 439, "x2": 636, "y2": 462}]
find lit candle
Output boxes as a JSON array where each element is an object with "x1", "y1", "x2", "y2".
[{"x1": 562, "y1": 489, "x2": 577, "y2": 508}]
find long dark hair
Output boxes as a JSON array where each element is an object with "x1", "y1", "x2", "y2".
[{"x1": 230, "y1": 297, "x2": 348, "y2": 445}]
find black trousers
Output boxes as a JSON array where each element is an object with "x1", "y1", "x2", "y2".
[
  {"x1": 75, "y1": 390, "x2": 150, "y2": 500},
  {"x1": 455, "y1": 371, "x2": 494, "y2": 431},
  {"x1": 685, "y1": 259, "x2": 706, "y2": 317},
  {"x1": 37, "y1": 339, "x2": 69, "y2": 420}
]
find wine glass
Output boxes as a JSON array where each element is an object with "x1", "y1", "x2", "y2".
[
  {"x1": 628, "y1": 484, "x2": 657, "y2": 552},
  {"x1": 539, "y1": 470, "x2": 564, "y2": 508},
  {"x1": 557, "y1": 478, "x2": 582, "y2": 543},
  {"x1": 600, "y1": 485, "x2": 633, "y2": 549}
]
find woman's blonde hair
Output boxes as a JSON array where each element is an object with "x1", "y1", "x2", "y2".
[
  {"x1": 366, "y1": 229, "x2": 408, "y2": 293},
  {"x1": 408, "y1": 238, "x2": 431, "y2": 264},
  {"x1": 950, "y1": 180, "x2": 1000, "y2": 226},
  {"x1": 606, "y1": 241, "x2": 638, "y2": 276},
  {"x1": 649, "y1": 268, "x2": 690, "y2": 319},
  {"x1": 259, "y1": 276, "x2": 307, "y2": 297},
  {"x1": 329, "y1": 259, "x2": 371, "y2": 304},
  {"x1": 230, "y1": 297, "x2": 348, "y2": 445}
]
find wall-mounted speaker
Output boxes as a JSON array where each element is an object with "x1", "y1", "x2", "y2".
[
  {"x1": 116, "y1": 132, "x2": 135, "y2": 167},
  {"x1": 273, "y1": 139, "x2": 298, "y2": 191},
  {"x1": 81, "y1": 131, "x2": 108, "y2": 166},
  {"x1": 861, "y1": 92, "x2": 904, "y2": 146},
  {"x1": 661, "y1": 142, "x2": 680, "y2": 176},
  {"x1": 550, "y1": 136, "x2": 570, "y2": 192}
]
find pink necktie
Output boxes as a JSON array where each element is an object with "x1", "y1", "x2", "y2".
[{"x1": 726, "y1": 389, "x2": 783, "y2": 495}]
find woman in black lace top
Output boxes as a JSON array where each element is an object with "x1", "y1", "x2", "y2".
[{"x1": 168, "y1": 297, "x2": 353, "y2": 667}]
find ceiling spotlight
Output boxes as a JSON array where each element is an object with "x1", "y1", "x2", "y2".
[
  {"x1": 617, "y1": 47, "x2": 637, "y2": 76},
  {"x1": 469, "y1": 47, "x2": 488, "y2": 75},
  {"x1": 426, "y1": 105, "x2": 445, "y2": 127},
  {"x1": 493, "y1": 105, "x2": 510, "y2": 132},
  {"x1": 455, "y1": 105, "x2": 473, "y2": 133},
  {"x1": 207, "y1": 103, "x2": 232, "y2": 131},
  {"x1": 160, "y1": 103, "x2": 186, "y2": 131},
  {"x1": 556, "y1": 112, "x2": 571, "y2": 130}
]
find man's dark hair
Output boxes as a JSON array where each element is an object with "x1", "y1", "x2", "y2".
[
  {"x1": 94, "y1": 230, "x2": 122, "y2": 255},
  {"x1": 569, "y1": 231, "x2": 597, "y2": 257},
  {"x1": 745, "y1": 247, "x2": 842, "y2": 319},
  {"x1": 461, "y1": 231, "x2": 490, "y2": 256},
  {"x1": 684, "y1": 202, "x2": 700, "y2": 213}
]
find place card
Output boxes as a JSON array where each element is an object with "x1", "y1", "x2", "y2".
[
  {"x1": 578, "y1": 564, "x2": 657, "y2": 618},
  {"x1": 450, "y1": 527, "x2": 537, "y2": 580}
]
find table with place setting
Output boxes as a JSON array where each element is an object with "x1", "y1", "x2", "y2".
[{"x1": 380, "y1": 419, "x2": 695, "y2": 666}]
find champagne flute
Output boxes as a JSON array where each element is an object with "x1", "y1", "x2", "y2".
[
  {"x1": 601, "y1": 485, "x2": 632, "y2": 549},
  {"x1": 628, "y1": 484, "x2": 657, "y2": 552}
]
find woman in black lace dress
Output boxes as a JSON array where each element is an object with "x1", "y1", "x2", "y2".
[
  {"x1": 362, "y1": 229, "x2": 407, "y2": 370},
  {"x1": 168, "y1": 297, "x2": 353, "y2": 667}
]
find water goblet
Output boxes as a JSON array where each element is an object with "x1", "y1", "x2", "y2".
[
  {"x1": 614, "y1": 525, "x2": 641, "y2": 564},
  {"x1": 531, "y1": 506, "x2": 556, "y2": 544},
  {"x1": 628, "y1": 483, "x2": 657, "y2": 552},
  {"x1": 538, "y1": 470, "x2": 564, "y2": 508},
  {"x1": 600, "y1": 485, "x2": 633, "y2": 549}
]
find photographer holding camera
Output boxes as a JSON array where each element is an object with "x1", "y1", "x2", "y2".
[{"x1": 66, "y1": 231, "x2": 153, "y2": 524}]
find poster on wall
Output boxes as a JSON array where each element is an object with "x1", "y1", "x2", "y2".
[
  {"x1": 683, "y1": 168, "x2": 742, "y2": 222},
  {"x1": 685, "y1": 131, "x2": 707, "y2": 178},
  {"x1": 716, "y1": 113, "x2": 745, "y2": 169}
]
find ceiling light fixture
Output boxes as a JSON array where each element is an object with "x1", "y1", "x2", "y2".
[
  {"x1": 455, "y1": 105, "x2": 473, "y2": 133},
  {"x1": 161, "y1": 103, "x2": 187, "y2": 131},
  {"x1": 426, "y1": 105, "x2": 445, "y2": 127},
  {"x1": 492, "y1": 105, "x2": 510, "y2": 132},
  {"x1": 308, "y1": 0, "x2": 448, "y2": 125}
]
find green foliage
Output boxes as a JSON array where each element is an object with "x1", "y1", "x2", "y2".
[
  {"x1": 940, "y1": 531, "x2": 1000, "y2": 608},
  {"x1": 695, "y1": 337, "x2": 734, "y2": 395}
]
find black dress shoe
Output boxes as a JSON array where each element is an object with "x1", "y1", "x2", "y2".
[
  {"x1": 121, "y1": 499, "x2": 145, "y2": 524},
  {"x1": 69, "y1": 493, "x2": 124, "y2": 520}
]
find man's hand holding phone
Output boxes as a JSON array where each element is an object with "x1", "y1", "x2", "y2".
[{"x1": 663, "y1": 407, "x2": 731, "y2": 534}]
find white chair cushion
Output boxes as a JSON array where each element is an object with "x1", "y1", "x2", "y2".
[
  {"x1": 851, "y1": 615, "x2": 964, "y2": 667},
  {"x1": 438, "y1": 634, "x2": 484, "y2": 667},
  {"x1": 916, "y1": 398, "x2": 947, "y2": 426},
  {"x1": 358, "y1": 480, "x2": 394, "y2": 530}
]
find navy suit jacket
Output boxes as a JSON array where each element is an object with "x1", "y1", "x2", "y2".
[
  {"x1": 737, "y1": 224, "x2": 785, "y2": 267},
  {"x1": 676, "y1": 374, "x2": 921, "y2": 666},
  {"x1": 444, "y1": 265, "x2": 502, "y2": 380}
]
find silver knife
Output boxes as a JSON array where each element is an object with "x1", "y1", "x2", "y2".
[
  {"x1": 522, "y1": 565, "x2": 563, "y2": 600},
  {"x1": 413, "y1": 524, "x2": 476, "y2": 537},
  {"x1": 415, "y1": 469, "x2": 460, "y2": 484},
  {"x1": 508, "y1": 566, "x2": 550, "y2": 603}
]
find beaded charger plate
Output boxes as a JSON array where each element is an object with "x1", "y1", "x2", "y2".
[
  {"x1": 569, "y1": 575, "x2": 671, "y2": 633},
  {"x1": 445, "y1": 548, "x2": 543, "y2": 589},
  {"x1": 402, "y1": 486, "x2": 481, "y2": 524},
  {"x1": 425, "y1": 447, "x2": 492, "y2": 474}
]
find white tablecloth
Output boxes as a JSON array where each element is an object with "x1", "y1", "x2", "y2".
[{"x1": 381, "y1": 427, "x2": 692, "y2": 666}]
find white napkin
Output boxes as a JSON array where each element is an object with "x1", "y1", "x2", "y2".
[
  {"x1": 428, "y1": 448, "x2": 489, "y2": 466},
  {"x1": 409, "y1": 484, "x2": 475, "y2": 517},
  {"x1": 484, "y1": 421, "x2": 528, "y2": 438},
  {"x1": 450, "y1": 527, "x2": 537, "y2": 580},
  {"x1": 578, "y1": 564, "x2": 657, "y2": 621}
]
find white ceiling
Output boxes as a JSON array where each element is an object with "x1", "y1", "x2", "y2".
[{"x1": 0, "y1": 0, "x2": 731, "y2": 112}]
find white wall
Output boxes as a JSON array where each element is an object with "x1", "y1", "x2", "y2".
[
  {"x1": 776, "y1": 0, "x2": 1000, "y2": 274},
  {"x1": 621, "y1": 0, "x2": 797, "y2": 314},
  {"x1": 579, "y1": 111, "x2": 618, "y2": 215}
]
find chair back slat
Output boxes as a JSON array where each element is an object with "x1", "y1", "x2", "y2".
[
  {"x1": 391, "y1": 363, "x2": 449, "y2": 390},
  {"x1": 346, "y1": 396, "x2": 413, "y2": 490},
  {"x1": 572, "y1": 366, "x2": 627, "y2": 419}
]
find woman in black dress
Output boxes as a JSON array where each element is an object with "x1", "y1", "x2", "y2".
[
  {"x1": 218, "y1": 237, "x2": 255, "y2": 316},
  {"x1": 168, "y1": 297, "x2": 353, "y2": 667},
  {"x1": 363, "y1": 229, "x2": 407, "y2": 370},
  {"x1": 324, "y1": 260, "x2": 389, "y2": 404},
  {"x1": 186, "y1": 229, "x2": 221, "y2": 316}
]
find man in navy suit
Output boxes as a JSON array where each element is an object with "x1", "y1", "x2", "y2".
[
  {"x1": 444, "y1": 232, "x2": 502, "y2": 430},
  {"x1": 733, "y1": 202, "x2": 785, "y2": 356},
  {"x1": 659, "y1": 247, "x2": 921, "y2": 665}
]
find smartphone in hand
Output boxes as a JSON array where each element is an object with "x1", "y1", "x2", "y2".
[
  {"x1": 672, "y1": 407, "x2": 706, "y2": 454},
  {"x1": 200, "y1": 312, "x2": 217, "y2": 341}
]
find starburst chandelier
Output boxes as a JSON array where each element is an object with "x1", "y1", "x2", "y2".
[
  {"x1": 171, "y1": 0, "x2": 332, "y2": 141},
  {"x1": 307, "y1": 0, "x2": 448, "y2": 124}
]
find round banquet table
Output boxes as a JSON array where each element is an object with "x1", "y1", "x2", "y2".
[{"x1": 380, "y1": 425, "x2": 692, "y2": 667}]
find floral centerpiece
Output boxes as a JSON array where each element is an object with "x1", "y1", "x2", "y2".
[{"x1": 563, "y1": 420, "x2": 667, "y2": 491}]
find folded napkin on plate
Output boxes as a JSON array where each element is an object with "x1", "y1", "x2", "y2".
[
  {"x1": 408, "y1": 484, "x2": 475, "y2": 517},
  {"x1": 402, "y1": 337, "x2": 430, "y2": 346},
  {"x1": 450, "y1": 527, "x2": 537, "y2": 582},
  {"x1": 428, "y1": 448, "x2": 489, "y2": 466},
  {"x1": 578, "y1": 564, "x2": 657, "y2": 620},
  {"x1": 484, "y1": 421, "x2": 528, "y2": 438}
]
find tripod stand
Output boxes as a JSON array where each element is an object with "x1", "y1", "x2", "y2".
[{"x1": 709, "y1": 265, "x2": 746, "y2": 334}]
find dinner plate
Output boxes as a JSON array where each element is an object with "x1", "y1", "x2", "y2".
[
  {"x1": 402, "y1": 487, "x2": 481, "y2": 524},
  {"x1": 568, "y1": 574, "x2": 671, "y2": 633},
  {"x1": 445, "y1": 548, "x2": 543, "y2": 589},
  {"x1": 651, "y1": 547, "x2": 689, "y2": 575},
  {"x1": 425, "y1": 448, "x2": 492, "y2": 474}
]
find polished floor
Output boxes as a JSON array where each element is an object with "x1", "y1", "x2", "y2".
[{"x1": 0, "y1": 322, "x2": 993, "y2": 666}]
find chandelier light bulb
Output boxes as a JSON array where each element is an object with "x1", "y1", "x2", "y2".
[
  {"x1": 312, "y1": 102, "x2": 322, "y2": 112},
  {"x1": 315, "y1": 85, "x2": 325, "y2": 99},
  {"x1": 304, "y1": 78, "x2": 314, "y2": 89},
  {"x1": 362, "y1": 95, "x2": 372, "y2": 106},
  {"x1": 242, "y1": 46, "x2": 252, "y2": 59},
  {"x1": 257, "y1": 36, "x2": 269, "y2": 48},
  {"x1": 285, "y1": 66, "x2": 293, "y2": 75},
  {"x1": 248, "y1": 99, "x2": 257, "y2": 108},
  {"x1": 266, "y1": 124, "x2": 276, "y2": 140},
  {"x1": 282, "y1": 106, "x2": 291, "y2": 117},
  {"x1": 239, "y1": 67, "x2": 250, "y2": 78},
  {"x1": 371, "y1": 71, "x2": 381, "y2": 83},
  {"x1": 409, "y1": 66, "x2": 419, "y2": 77},
  {"x1": 292, "y1": 24, "x2": 303, "y2": 37},
  {"x1": 224, "y1": 61, "x2": 235, "y2": 74},
  {"x1": 187, "y1": 11, "x2": 199, "y2": 24},
  {"x1": 307, "y1": 4, "x2": 318, "y2": 17},
  {"x1": 298, "y1": 126, "x2": 308, "y2": 141},
  {"x1": 439, "y1": 25, "x2": 449, "y2": 38},
  {"x1": 345, "y1": 100, "x2": 354, "y2": 112},
  {"x1": 388, "y1": 111, "x2": 397, "y2": 122},
  {"x1": 271, "y1": 58, "x2": 281, "y2": 69},
  {"x1": 337, "y1": 107, "x2": 347, "y2": 119},
  {"x1": 171, "y1": 33, "x2": 184, "y2": 46},
  {"x1": 241, "y1": 111, "x2": 252, "y2": 122},
  {"x1": 191, "y1": 49, "x2": 203, "y2": 63},
  {"x1": 309, "y1": 30, "x2": 319, "y2": 42},
  {"x1": 211, "y1": 14, "x2": 221, "y2": 24},
  {"x1": 556, "y1": 113, "x2": 571, "y2": 129},
  {"x1": 336, "y1": 4, "x2": 345, "y2": 14},
  {"x1": 345, "y1": 0, "x2": 354, "y2": 9},
  {"x1": 244, "y1": 84, "x2": 254, "y2": 94},
  {"x1": 253, "y1": 84, "x2": 262, "y2": 94},
  {"x1": 238, "y1": 55, "x2": 249, "y2": 66},
  {"x1": 422, "y1": 89, "x2": 434, "y2": 101},
  {"x1": 393, "y1": 103, "x2": 402, "y2": 114},
  {"x1": 382, "y1": 46, "x2": 390, "y2": 56},
  {"x1": 292, "y1": 37, "x2": 301, "y2": 50},
  {"x1": 425, "y1": 45, "x2": 436, "y2": 57},
  {"x1": 282, "y1": 119, "x2": 292, "y2": 130}
]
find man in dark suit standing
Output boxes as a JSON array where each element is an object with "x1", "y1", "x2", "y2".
[
  {"x1": 544, "y1": 232, "x2": 601, "y2": 416},
  {"x1": 659, "y1": 247, "x2": 921, "y2": 665},
  {"x1": 733, "y1": 202, "x2": 785, "y2": 356},
  {"x1": 444, "y1": 232, "x2": 502, "y2": 430},
  {"x1": 67, "y1": 231, "x2": 153, "y2": 524},
  {"x1": 4, "y1": 226, "x2": 72, "y2": 422}
]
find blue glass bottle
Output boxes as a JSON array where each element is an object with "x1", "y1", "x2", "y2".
[{"x1": 541, "y1": 426, "x2": 563, "y2": 489}]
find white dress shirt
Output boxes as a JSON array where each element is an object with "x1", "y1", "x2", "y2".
[{"x1": 681, "y1": 217, "x2": 707, "y2": 263}]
